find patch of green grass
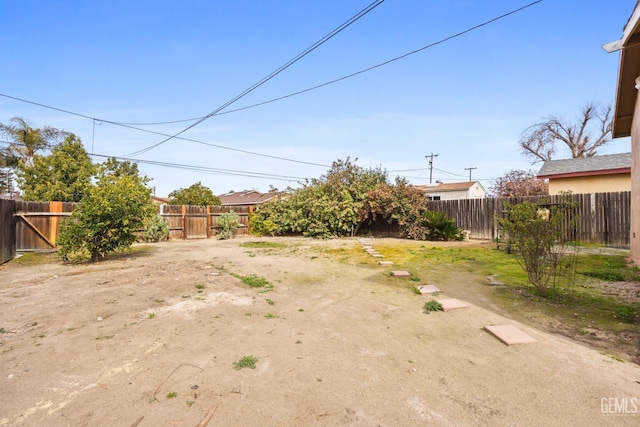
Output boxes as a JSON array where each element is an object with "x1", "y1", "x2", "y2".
[
  {"x1": 265, "y1": 298, "x2": 275, "y2": 305},
  {"x1": 148, "y1": 312, "x2": 156, "y2": 319},
  {"x1": 423, "y1": 300, "x2": 443, "y2": 313},
  {"x1": 235, "y1": 274, "x2": 273, "y2": 289},
  {"x1": 166, "y1": 392, "x2": 177, "y2": 399},
  {"x1": 233, "y1": 355, "x2": 258, "y2": 370},
  {"x1": 265, "y1": 312, "x2": 279, "y2": 319},
  {"x1": 11, "y1": 252, "x2": 59, "y2": 265},
  {"x1": 195, "y1": 284, "x2": 205, "y2": 290},
  {"x1": 240, "y1": 241, "x2": 286, "y2": 249},
  {"x1": 577, "y1": 254, "x2": 640, "y2": 282}
]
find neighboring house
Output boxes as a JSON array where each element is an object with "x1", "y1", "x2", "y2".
[
  {"x1": 418, "y1": 181, "x2": 486, "y2": 201},
  {"x1": 217, "y1": 189, "x2": 282, "y2": 207},
  {"x1": 151, "y1": 195, "x2": 169, "y2": 205},
  {"x1": 604, "y1": 2, "x2": 640, "y2": 262},
  {"x1": 537, "y1": 153, "x2": 631, "y2": 195}
]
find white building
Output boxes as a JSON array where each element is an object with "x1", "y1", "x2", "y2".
[{"x1": 418, "y1": 181, "x2": 486, "y2": 201}]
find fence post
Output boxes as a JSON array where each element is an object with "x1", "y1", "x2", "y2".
[
  {"x1": 181, "y1": 204, "x2": 186, "y2": 240},
  {"x1": 49, "y1": 201, "x2": 62, "y2": 245},
  {"x1": 206, "y1": 205, "x2": 211, "y2": 239}
]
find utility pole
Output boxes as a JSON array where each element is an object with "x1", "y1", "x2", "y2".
[
  {"x1": 426, "y1": 153, "x2": 439, "y2": 184},
  {"x1": 464, "y1": 166, "x2": 477, "y2": 182}
]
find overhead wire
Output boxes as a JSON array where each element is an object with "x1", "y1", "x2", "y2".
[
  {"x1": 125, "y1": 0, "x2": 386, "y2": 157},
  {"x1": 0, "y1": 0, "x2": 543, "y2": 174}
]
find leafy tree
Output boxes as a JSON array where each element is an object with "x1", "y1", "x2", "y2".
[
  {"x1": 249, "y1": 208, "x2": 278, "y2": 239},
  {"x1": 0, "y1": 116, "x2": 67, "y2": 167},
  {"x1": 168, "y1": 181, "x2": 220, "y2": 205},
  {"x1": 519, "y1": 102, "x2": 612, "y2": 163},
  {"x1": 496, "y1": 195, "x2": 579, "y2": 296},
  {"x1": 16, "y1": 134, "x2": 96, "y2": 202},
  {"x1": 490, "y1": 169, "x2": 549, "y2": 197},
  {"x1": 57, "y1": 163, "x2": 156, "y2": 261}
]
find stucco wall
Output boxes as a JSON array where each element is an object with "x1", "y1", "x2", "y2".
[
  {"x1": 548, "y1": 174, "x2": 631, "y2": 195},
  {"x1": 631, "y1": 91, "x2": 640, "y2": 264}
]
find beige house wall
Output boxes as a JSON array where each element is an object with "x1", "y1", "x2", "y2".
[
  {"x1": 548, "y1": 174, "x2": 631, "y2": 195},
  {"x1": 631, "y1": 91, "x2": 640, "y2": 264}
]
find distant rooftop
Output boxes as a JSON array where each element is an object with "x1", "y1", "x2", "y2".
[
  {"x1": 537, "y1": 153, "x2": 631, "y2": 178},
  {"x1": 217, "y1": 189, "x2": 282, "y2": 206}
]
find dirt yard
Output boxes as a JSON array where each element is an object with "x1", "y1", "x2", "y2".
[{"x1": 1, "y1": 237, "x2": 639, "y2": 426}]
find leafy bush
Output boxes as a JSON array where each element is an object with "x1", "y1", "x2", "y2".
[
  {"x1": 405, "y1": 210, "x2": 462, "y2": 241},
  {"x1": 217, "y1": 211, "x2": 239, "y2": 240},
  {"x1": 496, "y1": 195, "x2": 579, "y2": 296},
  {"x1": 57, "y1": 163, "x2": 156, "y2": 261},
  {"x1": 141, "y1": 214, "x2": 169, "y2": 242}
]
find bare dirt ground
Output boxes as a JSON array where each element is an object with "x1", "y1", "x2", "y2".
[{"x1": 1, "y1": 237, "x2": 639, "y2": 426}]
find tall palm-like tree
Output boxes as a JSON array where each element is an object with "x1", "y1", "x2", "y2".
[{"x1": 0, "y1": 117, "x2": 67, "y2": 167}]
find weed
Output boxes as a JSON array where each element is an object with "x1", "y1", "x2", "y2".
[
  {"x1": 186, "y1": 400, "x2": 195, "y2": 407},
  {"x1": 265, "y1": 312, "x2": 279, "y2": 319},
  {"x1": 233, "y1": 355, "x2": 258, "y2": 370},
  {"x1": 298, "y1": 308, "x2": 304, "y2": 312},
  {"x1": 235, "y1": 274, "x2": 272, "y2": 289},
  {"x1": 265, "y1": 299, "x2": 275, "y2": 305},
  {"x1": 193, "y1": 296, "x2": 206, "y2": 302},
  {"x1": 412, "y1": 286, "x2": 421, "y2": 295},
  {"x1": 240, "y1": 241, "x2": 286, "y2": 249},
  {"x1": 148, "y1": 312, "x2": 156, "y2": 319},
  {"x1": 423, "y1": 300, "x2": 443, "y2": 313},
  {"x1": 0, "y1": 328, "x2": 5, "y2": 333},
  {"x1": 296, "y1": 340, "x2": 302, "y2": 344},
  {"x1": 95, "y1": 335, "x2": 114, "y2": 340},
  {"x1": 410, "y1": 276, "x2": 421, "y2": 282},
  {"x1": 166, "y1": 392, "x2": 178, "y2": 399},
  {"x1": 195, "y1": 284, "x2": 205, "y2": 290}
]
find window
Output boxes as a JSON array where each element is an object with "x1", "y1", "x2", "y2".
[{"x1": 428, "y1": 196, "x2": 441, "y2": 201}]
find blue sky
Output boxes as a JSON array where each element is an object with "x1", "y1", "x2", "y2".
[{"x1": 0, "y1": 0, "x2": 634, "y2": 196}]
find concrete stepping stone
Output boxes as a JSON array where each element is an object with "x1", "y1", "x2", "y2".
[
  {"x1": 484, "y1": 324, "x2": 537, "y2": 346},
  {"x1": 417, "y1": 285, "x2": 441, "y2": 295},
  {"x1": 391, "y1": 270, "x2": 411, "y2": 277},
  {"x1": 378, "y1": 261, "x2": 394, "y2": 266},
  {"x1": 437, "y1": 298, "x2": 469, "y2": 311}
]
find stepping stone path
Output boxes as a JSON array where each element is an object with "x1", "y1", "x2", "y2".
[
  {"x1": 484, "y1": 324, "x2": 537, "y2": 345},
  {"x1": 391, "y1": 270, "x2": 411, "y2": 277},
  {"x1": 357, "y1": 238, "x2": 537, "y2": 351},
  {"x1": 417, "y1": 284, "x2": 441, "y2": 295},
  {"x1": 436, "y1": 298, "x2": 470, "y2": 312}
]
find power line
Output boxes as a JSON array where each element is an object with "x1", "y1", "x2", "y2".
[
  {"x1": 0, "y1": 1, "x2": 543, "y2": 165},
  {"x1": 125, "y1": 0, "x2": 386, "y2": 157},
  {"x1": 110, "y1": 0, "x2": 543, "y2": 127}
]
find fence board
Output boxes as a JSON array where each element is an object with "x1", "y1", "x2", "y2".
[{"x1": 0, "y1": 199, "x2": 16, "y2": 264}]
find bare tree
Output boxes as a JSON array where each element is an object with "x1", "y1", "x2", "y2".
[{"x1": 519, "y1": 102, "x2": 612, "y2": 163}]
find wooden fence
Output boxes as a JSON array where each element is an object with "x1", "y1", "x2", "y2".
[
  {"x1": 0, "y1": 198, "x2": 16, "y2": 264},
  {"x1": 158, "y1": 205, "x2": 251, "y2": 240},
  {"x1": 0, "y1": 191, "x2": 633, "y2": 263},
  {"x1": 425, "y1": 192, "x2": 631, "y2": 247}
]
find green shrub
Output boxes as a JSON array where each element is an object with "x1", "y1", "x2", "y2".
[
  {"x1": 141, "y1": 214, "x2": 169, "y2": 242},
  {"x1": 58, "y1": 165, "x2": 155, "y2": 261},
  {"x1": 217, "y1": 211, "x2": 239, "y2": 240}
]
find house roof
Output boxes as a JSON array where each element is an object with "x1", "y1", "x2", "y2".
[
  {"x1": 537, "y1": 153, "x2": 631, "y2": 179},
  {"x1": 604, "y1": 2, "x2": 640, "y2": 138},
  {"x1": 420, "y1": 181, "x2": 484, "y2": 193},
  {"x1": 217, "y1": 190, "x2": 282, "y2": 206}
]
